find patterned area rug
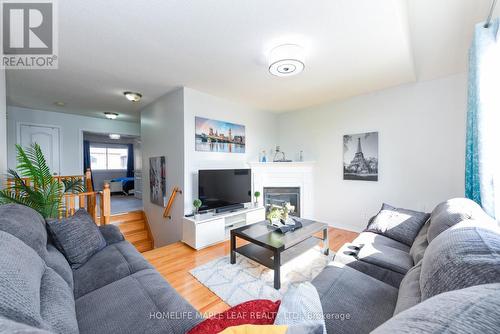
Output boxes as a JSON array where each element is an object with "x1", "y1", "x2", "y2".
[{"x1": 189, "y1": 246, "x2": 333, "y2": 306}]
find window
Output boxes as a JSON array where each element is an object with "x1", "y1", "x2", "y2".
[{"x1": 90, "y1": 146, "x2": 128, "y2": 170}]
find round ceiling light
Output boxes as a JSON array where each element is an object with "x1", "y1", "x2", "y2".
[
  {"x1": 54, "y1": 101, "x2": 65, "y2": 107},
  {"x1": 268, "y1": 44, "x2": 305, "y2": 77},
  {"x1": 104, "y1": 112, "x2": 118, "y2": 120},
  {"x1": 123, "y1": 91, "x2": 142, "y2": 102},
  {"x1": 109, "y1": 134, "x2": 121, "y2": 140}
]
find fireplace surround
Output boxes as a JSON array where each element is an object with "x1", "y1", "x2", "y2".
[{"x1": 263, "y1": 187, "x2": 301, "y2": 217}]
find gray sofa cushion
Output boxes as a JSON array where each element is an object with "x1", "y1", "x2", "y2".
[
  {"x1": 45, "y1": 244, "x2": 73, "y2": 290},
  {"x1": 0, "y1": 204, "x2": 48, "y2": 257},
  {"x1": 365, "y1": 204, "x2": 430, "y2": 246},
  {"x1": 427, "y1": 197, "x2": 495, "y2": 243},
  {"x1": 73, "y1": 240, "x2": 153, "y2": 298},
  {"x1": 334, "y1": 245, "x2": 405, "y2": 288},
  {"x1": 408, "y1": 220, "x2": 429, "y2": 264},
  {"x1": 76, "y1": 269, "x2": 201, "y2": 334},
  {"x1": 0, "y1": 317, "x2": 54, "y2": 334},
  {"x1": 355, "y1": 241, "x2": 413, "y2": 275},
  {"x1": 99, "y1": 224, "x2": 125, "y2": 245},
  {"x1": 0, "y1": 231, "x2": 78, "y2": 334},
  {"x1": 372, "y1": 283, "x2": 500, "y2": 334},
  {"x1": 352, "y1": 232, "x2": 410, "y2": 252},
  {"x1": 312, "y1": 263, "x2": 398, "y2": 334},
  {"x1": 420, "y1": 221, "x2": 500, "y2": 300},
  {"x1": 334, "y1": 232, "x2": 412, "y2": 288},
  {"x1": 46, "y1": 209, "x2": 106, "y2": 269},
  {"x1": 393, "y1": 261, "x2": 422, "y2": 315}
]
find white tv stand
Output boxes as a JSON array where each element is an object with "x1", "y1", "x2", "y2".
[{"x1": 182, "y1": 206, "x2": 266, "y2": 250}]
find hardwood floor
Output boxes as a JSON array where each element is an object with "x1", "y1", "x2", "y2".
[{"x1": 142, "y1": 226, "x2": 358, "y2": 315}]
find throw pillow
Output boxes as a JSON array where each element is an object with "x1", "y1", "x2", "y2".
[
  {"x1": 187, "y1": 300, "x2": 280, "y2": 334},
  {"x1": 274, "y1": 282, "x2": 326, "y2": 334},
  {"x1": 46, "y1": 209, "x2": 106, "y2": 269},
  {"x1": 365, "y1": 203, "x2": 430, "y2": 246}
]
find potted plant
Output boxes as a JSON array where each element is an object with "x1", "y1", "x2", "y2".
[
  {"x1": 0, "y1": 144, "x2": 85, "y2": 219},
  {"x1": 193, "y1": 199, "x2": 202, "y2": 219},
  {"x1": 254, "y1": 191, "x2": 261, "y2": 207},
  {"x1": 267, "y1": 205, "x2": 283, "y2": 225}
]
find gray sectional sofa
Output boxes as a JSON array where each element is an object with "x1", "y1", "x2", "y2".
[
  {"x1": 312, "y1": 198, "x2": 500, "y2": 333},
  {"x1": 1, "y1": 198, "x2": 499, "y2": 334},
  {"x1": 0, "y1": 204, "x2": 201, "y2": 334}
]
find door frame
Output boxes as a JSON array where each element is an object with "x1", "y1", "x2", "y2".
[{"x1": 16, "y1": 121, "x2": 62, "y2": 175}]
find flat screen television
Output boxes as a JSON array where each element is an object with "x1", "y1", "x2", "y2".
[{"x1": 198, "y1": 169, "x2": 251, "y2": 211}]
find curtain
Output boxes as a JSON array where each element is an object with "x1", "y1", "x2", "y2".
[
  {"x1": 127, "y1": 144, "x2": 134, "y2": 178},
  {"x1": 465, "y1": 18, "x2": 500, "y2": 219},
  {"x1": 83, "y1": 140, "x2": 94, "y2": 190}
]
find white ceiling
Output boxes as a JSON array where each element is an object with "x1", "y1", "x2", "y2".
[{"x1": 6, "y1": 0, "x2": 499, "y2": 122}]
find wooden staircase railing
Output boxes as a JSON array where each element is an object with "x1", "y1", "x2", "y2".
[
  {"x1": 163, "y1": 186, "x2": 182, "y2": 219},
  {"x1": 5, "y1": 169, "x2": 109, "y2": 225}
]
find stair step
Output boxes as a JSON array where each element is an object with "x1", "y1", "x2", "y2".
[
  {"x1": 126, "y1": 230, "x2": 149, "y2": 243},
  {"x1": 110, "y1": 211, "x2": 144, "y2": 223},
  {"x1": 114, "y1": 219, "x2": 146, "y2": 234},
  {"x1": 134, "y1": 240, "x2": 153, "y2": 252}
]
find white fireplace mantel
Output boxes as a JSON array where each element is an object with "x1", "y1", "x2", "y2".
[{"x1": 249, "y1": 161, "x2": 315, "y2": 219}]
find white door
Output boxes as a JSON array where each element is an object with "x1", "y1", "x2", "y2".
[{"x1": 19, "y1": 124, "x2": 60, "y2": 175}]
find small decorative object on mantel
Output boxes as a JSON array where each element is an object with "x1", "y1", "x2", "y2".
[
  {"x1": 259, "y1": 150, "x2": 267, "y2": 162},
  {"x1": 254, "y1": 191, "x2": 261, "y2": 207},
  {"x1": 343, "y1": 132, "x2": 379, "y2": 181},
  {"x1": 273, "y1": 145, "x2": 292, "y2": 162},
  {"x1": 193, "y1": 199, "x2": 202, "y2": 219}
]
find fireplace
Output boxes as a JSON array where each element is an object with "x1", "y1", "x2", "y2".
[{"x1": 263, "y1": 187, "x2": 301, "y2": 217}]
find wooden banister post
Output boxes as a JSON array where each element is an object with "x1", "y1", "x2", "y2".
[
  {"x1": 85, "y1": 168, "x2": 93, "y2": 192},
  {"x1": 101, "y1": 183, "x2": 111, "y2": 225}
]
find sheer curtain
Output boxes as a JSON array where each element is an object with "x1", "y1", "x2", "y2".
[{"x1": 465, "y1": 18, "x2": 500, "y2": 219}]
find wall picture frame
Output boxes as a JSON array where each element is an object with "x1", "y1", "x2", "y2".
[
  {"x1": 149, "y1": 156, "x2": 166, "y2": 206},
  {"x1": 195, "y1": 116, "x2": 246, "y2": 153},
  {"x1": 343, "y1": 132, "x2": 379, "y2": 181}
]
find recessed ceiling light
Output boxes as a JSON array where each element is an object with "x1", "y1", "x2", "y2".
[
  {"x1": 123, "y1": 91, "x2": 142, "y2": 102},
  {"x1": 109, "y1": 134, "x2": 121, "y2": 140},
  {"x1": 54, "y1": 101, "x2": 65, "y2": 107},
  {"x1": 104, "y1": 112, "x2": 118, "y2": 120},
  {"x1": 268, "y1": 44, "x2": 305, "y2": 77}
]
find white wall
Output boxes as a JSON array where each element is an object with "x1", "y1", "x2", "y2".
[
  {"x1": 7, "y1": 106, "x2": 140, "y2": 175},
  {"x1": 183, "y1": 87, "x2": 278, "y2": 215},
  {"x1": 278, "y1": 73, "x2": 467, "y2": 232},
  {"x1": 0, "y1": 69, "x2": 6, "y2": 174},
  {"x1": 141, "y1": 88, "x2": 185, "y2": 247}
]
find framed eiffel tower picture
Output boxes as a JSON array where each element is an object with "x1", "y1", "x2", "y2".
[{"x1": 343, "y1": 132, "x2": 379, "y2": 181}]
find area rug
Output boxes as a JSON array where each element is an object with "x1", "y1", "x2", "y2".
[{"x1": 189, "y1": 246, "x2": 333, "y2": 306}]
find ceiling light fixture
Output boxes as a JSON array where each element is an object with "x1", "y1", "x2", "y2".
[
  {"x1": 109, "y1": 134, "x2": 121, "y2": 140},
  {"x1": 123, "y1": 91, "x2": 142, "y2": 102},
  {"x1": 104, "y1": 112, "x2": 118, "y2": 120},
  {"x1": 268, "y1": 44, "x2": 305, "y2": 77},
  {"x1": 54, "y1": 101, "x2": 65, "y2": 107}
]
